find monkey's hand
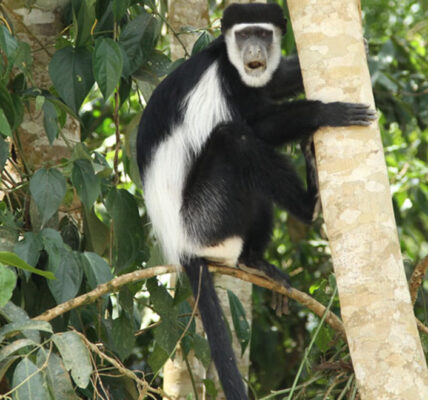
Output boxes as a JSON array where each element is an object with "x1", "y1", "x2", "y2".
[{"x1": 320, "y1": 102, "x2": 377, "y2": 127}]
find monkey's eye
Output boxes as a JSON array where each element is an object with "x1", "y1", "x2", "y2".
[{"x1": 236, "y1": 31, "x2": 248, "y2": 39}]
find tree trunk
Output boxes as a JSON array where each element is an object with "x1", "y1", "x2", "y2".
[{"x1": 287, "y1": 0, "x2": 428, "y2": 398}]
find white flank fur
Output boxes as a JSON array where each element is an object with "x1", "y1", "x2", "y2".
[
  {"x1": 225, "y1": 23, "x2": 282, "y2": 87},
  {"x1": 144, "y1": 62, "x2": 232, "y2": 265}
]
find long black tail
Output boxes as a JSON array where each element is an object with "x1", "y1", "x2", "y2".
[{"x1": 182, "y1": 257, "x2": 248, "y2": 400}]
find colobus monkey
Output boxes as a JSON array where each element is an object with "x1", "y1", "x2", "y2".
[{"x1": 137, "y1": 3, "x2": 375, "y2": 399}]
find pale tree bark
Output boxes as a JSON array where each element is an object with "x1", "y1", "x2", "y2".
[{"x1": 288, "y1": 0, "x2": 428, "y2": 399}]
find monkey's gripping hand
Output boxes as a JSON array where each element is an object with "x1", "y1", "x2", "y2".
[{"x1": 320, "y1": 102, "x2": 377, "y2": 127}]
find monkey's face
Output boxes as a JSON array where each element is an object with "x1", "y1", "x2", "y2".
[{"x1": 225, "y1": 23, "x2": 282, "y2": 88}]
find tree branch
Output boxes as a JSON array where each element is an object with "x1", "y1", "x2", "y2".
[
  {"x1": 33, "y1": 264, "x2": 346, "y2": 336},
  {"x1": 409, "y1": 254, "x2": 428, "y2": 305}
]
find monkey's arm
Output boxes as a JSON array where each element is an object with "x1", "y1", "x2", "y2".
[{"x1": 263, "y1": 55, "x2": 303, "y2": 99}]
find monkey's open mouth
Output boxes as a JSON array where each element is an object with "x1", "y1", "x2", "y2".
[{"x1": 245, "y1": 61, "x2": 266, "y2": 72}]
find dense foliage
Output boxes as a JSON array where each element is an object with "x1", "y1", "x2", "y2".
[{"x1": 0, "y1": 0, "x2": 426, "y2": 398}]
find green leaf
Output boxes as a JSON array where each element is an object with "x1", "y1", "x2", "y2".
[
  {"x1": 93, "y1": 38, "x2": 123, "y2": 100},
  {"x1": 43, "y1": 100, "x2": 60, "y2": 145},
  {"x1": 0, "y1": 320, "x2": 52, "y2": 343},
  {"x1": 37, "y1": 349, "x2": 79, "y2": 400},
  {"x1": 0, "y1": 339, "x2": 35, "y2": 363},
  {"x1": 0, "y1": 108, "x2": 12, "y2": 137},
  {"x1": 0, "y1": 302, "x2": 41, "y2": 343},
  {"x1": 193, "y1": 334, "x2": 211, "y2": 369},
  {"x1": 112, "y1": 0, "x2": 130, "y2": 21},
  {"x1": 0, "y1": 26, "x2": 18, "y2": 59},
  {"x1": 314, "y1": 326, "x2": 333, "y2": 353},
  {"x1": 71, "y1": 159, "x2": 100, "y2": 210},
  {"x1": 227, "y1": 289, "x2": 250, "y2": 356},
  {"x1": 0, "y1": 251, "x2": 54, "y2": 279},
  {"x1": 203, "y1": 379, "x2": 218, "y2": 398},
  {"x1": 29, "y1": 168, "x2": 66, "y2": 227},
  {"x1": 191, "y1": 31, "x2": 213, "y2": 55},
  {"x1": 82, "y1": 207, "x2": 109, "y2": 256},
  {"x1": 81, "y1": 251, "x2": 113, "y2": 289},
  {"x1": 12, "y1": 41, "x2": 32, "y2": 74},
  {"x1": 111, "y1": 314, "x2": 136, "y2": 360},
  {"x1": 41, "y1": 228, "x2": 67, "y2": 271},
  {"x1": 154, "y1": 318, "x2": 181, "y2": 355},
  {"x1": 0, "y1": 266, "x2": 16, "y2": 307},
  {"x1": 72, "y1": 0, "x2": 96, "y2": 48},
  {"x1": 147, "y1": 343, "x2": 169, "y2": 373},
  {"x1": 105, "y1": 188, "x2": 148, "y2": 271},
  {"x1": 0, "y1": 136, "x2": 8, "y2": 172},
  {"x1": 52, "y1": 331, "x2": 92, "y2": 389},
  {"x1": 49, "y1": 46, "x2": 94, "y2": 112},
  {"x1": 119, "y1": 12, "x2": 160, "y2": 74},
  {"x1": 12, "y1": 358, "x2": 51, "y2": 400},
  {"x1": 14, "y1": 232, "x2": 44, "y2": 268},
  {"x1": 144, "y1": 50, "x2": 172, "y2": 78},
  {"x1": 147, "y1": 278, "x2": 176, "y2": 319},
  {"x1": 47, "y1": 249, "x2": 83, "y2": 304}
]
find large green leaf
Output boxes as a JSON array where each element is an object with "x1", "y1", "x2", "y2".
[
  {"x1": 0, "y1": 251, "x2": 54, "y2": 279},
  {"x1": 71, "y1": 159, "x2": 101, "y2": 210},
  {"x1": 119, "y1": 12, "x2": 160, "y2": 74},
  {"x1": 37, "y1": 349, "x2": 79, "y2": 400},
  {"x1": 93, "y1": 38, "x2": 123, "y2": 100},
  {"x1": 53, "y1": 331, "x2": 92, "y2": 389},
  {"x1": 49, "y1": 46, "x2": 94, "y2": 112},
  {"x1": 0, "y1": 266, "x2": 16, "y2": 307},
  {"x1": 80, "y1": 251, "x2": 113, "y2": 289},
  {"x1": 47, "y1": 249, "x2": 83, "y2": 304},
  {"x1": 12, "y1": 358, "x2": 51, "y2": 400},
  {"x1": 227, "y1": 289, "x2": 250, "y2": 356},
  {"x1": 29, "y1": 168, "x2": 66, "y2": 227}
]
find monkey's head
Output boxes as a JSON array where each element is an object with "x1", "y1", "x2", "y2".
[{"x1": 222, "y1": 3, "x2": 287, "y2": 88}]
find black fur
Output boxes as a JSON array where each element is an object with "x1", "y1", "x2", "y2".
[
  {"x1": 221, "y1": 3, "x2": 287, "y2": 34},
  {"x1": 137, "y1": 4, "x2": 375, "y2": 399},
  {"x1": 182, "y1": 257, "x2": 247, "y2": 399}
]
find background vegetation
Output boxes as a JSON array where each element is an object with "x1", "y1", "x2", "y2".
[{"x1": 0, "y1": 0, "x2": 426, "y2": 398}]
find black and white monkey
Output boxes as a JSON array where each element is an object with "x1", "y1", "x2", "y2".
[{"x1": 137, "y1": 3, "x2": 375, "y2": 399}]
